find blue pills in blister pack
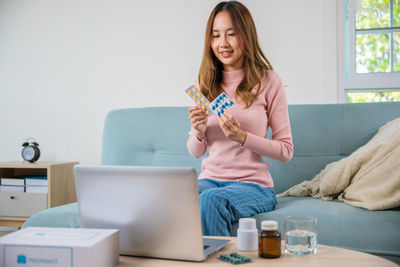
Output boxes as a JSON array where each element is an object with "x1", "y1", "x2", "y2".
[{"x1": 209, "y1": 92, "x2": 234, "y2": 117}]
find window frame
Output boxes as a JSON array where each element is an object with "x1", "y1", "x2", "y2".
[{"x1": 337, "y1": 0, "x2": 400, "y2": 103}]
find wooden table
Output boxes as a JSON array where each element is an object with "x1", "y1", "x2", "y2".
[{"x1": 115, "y1": 237, "x2": 397, "y2": 267}]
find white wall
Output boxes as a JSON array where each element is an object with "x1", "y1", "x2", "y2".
[{"x1": 0, "y1": 0, "x2": 338, "y2": 164}]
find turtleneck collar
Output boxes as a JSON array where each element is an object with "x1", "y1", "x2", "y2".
[{"x1": 222, "y1": 68, "x2": 244, "y2": 84}]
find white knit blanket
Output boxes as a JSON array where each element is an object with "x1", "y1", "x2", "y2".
[{"x1": 277, "y1": 117, "x2": 400, "y2": 211}]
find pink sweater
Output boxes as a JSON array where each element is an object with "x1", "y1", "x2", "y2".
[{"x1": 187, "y1": 69, "x2": 293, "y2": 188}]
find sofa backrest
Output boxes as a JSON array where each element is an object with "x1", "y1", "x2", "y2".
[{"x1": 101, "y1": 102, "x2": 400, "y2": 193}]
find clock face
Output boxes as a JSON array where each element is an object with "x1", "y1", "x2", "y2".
[{"x1": 22, "y1": 146, "x2": 35, "y2": 161}]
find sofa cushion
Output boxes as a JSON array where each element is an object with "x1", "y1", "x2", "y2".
[
  {"x1": 342, "y1": 102, "x2": 400, "y2": 155},
  {"x1": 100, "y1": 107, "x2": 205, "y2": 175},
  {"x1": 268, "y1": 155, "x2": 346, "y2": 194},
  {"x1": 231, "y1": 197, "x2": 400, "y2": 257}
]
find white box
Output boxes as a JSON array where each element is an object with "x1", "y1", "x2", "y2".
[{"x1": 0, "y1": 227, "x2": 119, "y2": 267}]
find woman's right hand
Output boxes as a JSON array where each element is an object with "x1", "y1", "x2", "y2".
[{"x1": 188, "y1": 106, "x2": 208, "y2": 141}]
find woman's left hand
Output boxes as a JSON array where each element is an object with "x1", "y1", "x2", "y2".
[{"x1": 217, "y1": 113, "x2": 247, "y2": 145}]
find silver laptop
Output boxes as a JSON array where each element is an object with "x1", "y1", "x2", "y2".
[{"x1": 74, "y1": 165, "x2": 229, "y2": 261}]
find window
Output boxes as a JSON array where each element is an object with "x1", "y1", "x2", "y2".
[{"x1": 338, "y1": 0, "x2": 400, "y2": 103}]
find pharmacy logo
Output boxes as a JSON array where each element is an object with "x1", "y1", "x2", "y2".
[
  {"x1": 15, "y1": 254, "x2": 59, "y2": 265},
  {"x1": 17, "y1": 254, "x2": 27, "y2": 264}
]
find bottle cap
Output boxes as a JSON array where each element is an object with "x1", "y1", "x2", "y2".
[
  {"x1": 261, "y1": 220, "x2": 278, "y2": 230},
  {"x1": 238, "y1": 218, "x2": 256, "y2": 230}
]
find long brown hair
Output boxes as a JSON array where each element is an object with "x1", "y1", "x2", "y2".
[{"x1": 198, "y1": 1, "x2": 273, "y2": 108}]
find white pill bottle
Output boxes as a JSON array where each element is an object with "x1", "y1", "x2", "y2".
[{"x1": 237, "y1": 218, "x2": 258, "y2": 251}]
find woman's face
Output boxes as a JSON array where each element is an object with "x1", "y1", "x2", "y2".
[{"x1": 211, "y1": 11, "x2": 244, "y2": 72}]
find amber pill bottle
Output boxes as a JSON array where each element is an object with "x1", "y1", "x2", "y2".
[{"x1": 258, "y1": 220, "x2": 281, "y2": 258}]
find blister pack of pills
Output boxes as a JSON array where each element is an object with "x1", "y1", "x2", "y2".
[
  {"x1": 185, "y1": 85, "x2": 212, "y2": 116},
  {"x1": 209, "y1": 91, "x2": 234, "y2": 117},
  {"x1": 185, "y1": 85, "x2": 234, "y2": 117},
  {"x1": 218, "y1": 253, "x2": 252, "y2": 264}
]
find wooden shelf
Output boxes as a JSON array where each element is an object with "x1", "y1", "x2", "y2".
[{"x1": 0, "y1": 161, "x2": 79, "y2": 228}]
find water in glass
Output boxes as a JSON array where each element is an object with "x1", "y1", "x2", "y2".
[{"x1": 285, "y1": 229, "x2": 317, "y2": 255}]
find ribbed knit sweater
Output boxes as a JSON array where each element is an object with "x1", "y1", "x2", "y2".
[{"x1": 187, "y1": 69, "x2": 293, "y2": 188}]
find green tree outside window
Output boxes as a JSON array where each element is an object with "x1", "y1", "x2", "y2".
[
  {"x1": 348, "y1": 0, "x2": 400, "y2": 103},
  {"x1": 347, "y1": 91, "x2": 400, "y2": 102},
  {"x1": 355, "y1": 0, "x2": 399, "y2": 73}
]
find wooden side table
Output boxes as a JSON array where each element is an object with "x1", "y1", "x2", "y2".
[
  {"x1": 116, "y1": 237, "x2": 398, "y2": 267},
  {"x1": 0, "y1": 161, "x2": 78, "y2": 228}
]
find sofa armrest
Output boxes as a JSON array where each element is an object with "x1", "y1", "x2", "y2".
[{"x1": 22, "y1": 202, "x2": 80, "y2": 229}]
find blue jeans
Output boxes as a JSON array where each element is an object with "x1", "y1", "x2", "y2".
[{"x1": 198, "y1": 178, "x2": 277, "y2": 236}]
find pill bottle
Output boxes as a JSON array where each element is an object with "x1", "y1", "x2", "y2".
[
  {"x1": 237, "y1": 218, "x2": 258, "y2": 251},
  {"x1": 258, "y1": 220, "x2": 281, "y2": 258}
]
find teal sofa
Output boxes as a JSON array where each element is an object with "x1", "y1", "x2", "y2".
[{"x1": 23, "y1": 102, "x2": 400, "y2": 263}]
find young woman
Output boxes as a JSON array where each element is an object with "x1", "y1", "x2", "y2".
[{"x1": 187, "y1": 1, "x2": 293, "y2": 236}]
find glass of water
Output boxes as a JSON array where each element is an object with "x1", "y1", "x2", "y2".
[{"x1": 284, "y1": 216, "x2": 317, "y2": 255}]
